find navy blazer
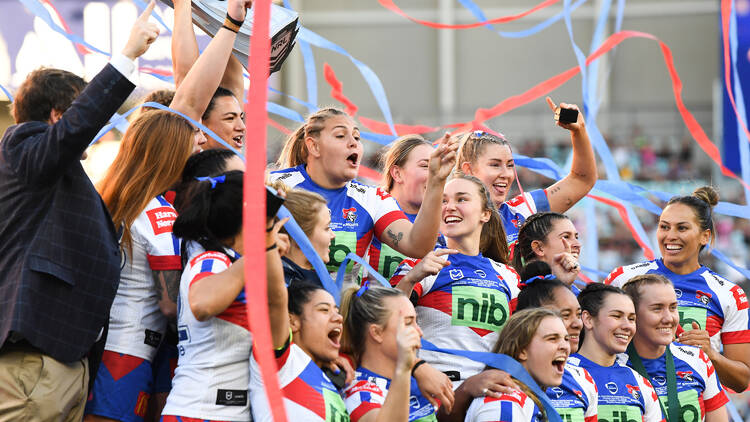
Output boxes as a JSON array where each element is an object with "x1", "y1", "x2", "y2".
[{"x1": 0, "y1": 64, "x2": 135, "y2": 362}]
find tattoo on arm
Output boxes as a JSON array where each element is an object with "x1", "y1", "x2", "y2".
[
  {"x1": 547, "y1": 186, "x2": 561, "y2": 196},
  {"x1": 571, "y1": 170, "x2": 587, "y2": 179},
  {"x1": 154, "y1": 270, "x2": 181, "y2": 303},
  {"x1": 387, "y1": 229, "x2": 404, "y2": 248}
]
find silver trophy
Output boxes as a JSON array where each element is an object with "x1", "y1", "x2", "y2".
[{"x1": 159, "y1": 0, "x2": 299, "y2": 74}]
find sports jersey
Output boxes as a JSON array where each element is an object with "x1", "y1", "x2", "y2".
[
  {"x1": 249, "y1": 337, "x2": 349, "y2": 422},
  {"x1": 605, "y1": 259, "x2": 750, "y2": 351},
  {"x1": 269, "y1": 165, "x2": 407, "y2": 277},
  {"x1": 162, "y1": 244, "x2": 252, "y2": 421},
  {"x1": 616, "y1": 343, "x2": 728, "y2": 422},
  {"x1": 367, "y1": 210, "x2": 416, "y2": 280},
  {"x1": 545, "y1": 364, "x2": 598, "y2": 422},
  {"x1": 568, "y1": 353, "x2": 664, "y2": 422},
  {"x1": 465, "y1": 388, "x2": 543, "y2": 422},
  {"x1": 343, "y1": 367, "x2": 436, "y2": 422},
  {"x1": 391, "y1": 252, "x2": 520, "y2": 384},
  {"x1": 500, "y1": 190, "x2": 550, "y2": 257},
  {"x1": 106, "y1": 195, "x2": 181, "y2": 362}
]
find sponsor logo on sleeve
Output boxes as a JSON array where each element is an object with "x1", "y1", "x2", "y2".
[
  {"x1": 375, "y1": 187, "x2": 391, "y2": 200},
  {"x1": 146, "y1": 207, "x2": 177, "y2": 235},
  {"x1": 731, "y1": 285, "x2": 749, "y2": 310}
]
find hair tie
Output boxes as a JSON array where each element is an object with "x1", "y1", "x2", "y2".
[
  {"x1": 518, "y1": 274, "x2": 556, "y2": 289},
  {"x1": 356, "y1": 280, "x2": 371, "y2": 297},
  {"x1": 195, "y1": 175, "x2": 226, "y2": 189}
]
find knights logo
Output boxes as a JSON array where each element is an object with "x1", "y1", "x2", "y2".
[
  {"x1": 626, "y1": 384, "x2": 641, "y2": 400},
  {"x1": 342, "y1": 207, "x2": 357, "y2": 223},
  {"x1": 449, "y1": 269, "x2": 464, "y2": 280},
  {"x1": 677, "y1": 371, "x2": 694, "y2": 382},
  {"x1": 695, "y1": 290, "x2": 712, "y2": 305}
]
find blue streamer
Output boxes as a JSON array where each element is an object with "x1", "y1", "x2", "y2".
[
  {"x1": 334, "y1": 252, "x2": 391, "y2": 293},
  {"x1": 420, "y1": 339, "x2": 561, "y2": 422},
  {"x1": 0, "y1": 83, "x2": 14, "y2": 102},
  {"x1": 281, "y1": 0, "x2": 317, "y2": 113},
  {"x1": 729, "y1": 1, "x2": 750, "y2": 204},
  {"x1": 457, "y1": 0, "x2": 589, "y2": 39},
  {"x1": 277, "y1": 205, "x2": 340, "y2": 304},
  {"x1": 131, "y1": 0, "x2": 173, "y2": 35},
  {"x1": 297, "y1": 27, "x2": 397, "y2": 136}
]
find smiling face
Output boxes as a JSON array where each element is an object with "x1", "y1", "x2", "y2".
[
  {"x1": 518, "y1": 316, "x2": 570, "y2": 389},
  {"x1": 441, "y1": 178, "x2": 491, "y2": 242},
  {"x1": 462, "y1": 143, "x2": 515, "y2": 207},
  {"x1": 545, "y1": 287, "x2": 583, "y2": 353},
  {"x1": 537, "y1": 218, "x2": 581, "y2": 260},
  {"x1": 292, "y1": 289, "x2": 344, "y2": 365},
  {"x1": 657, "y1": 203, "x2": 710, "y2": 274},
  {"x1": 582, "y1": 293, "x2": 636, "y2": 356},
  {"x1": 203, "y1": 95, "x2": 246, "y2": 150},
  {"x1": 307, "y1": 115, "x2": 362, "y2": 187},
  {"x1": 633, "y1": 282, "x2": 679, "y2": 351},
  {"x1": 391, "y1": 143, "x2": 432, "y2": 211},
  {"x1": 309, "y1": 205, "x2": 335, "y2": 264}
]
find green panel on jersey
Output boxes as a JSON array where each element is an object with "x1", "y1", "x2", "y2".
[
  {"x1": 678, "y1": 306, "x2": 707, "y2": 331},
  {"x1": 378, "y1": 243, "x2": 407, "y2": 280},
  {"x1": 556, "y1": 407, "x2": 585, "y2": 422},
  {"x1": 451, "y1": 286, "x2": 510, "y2": 331},
  {"x1": 658, "y1": 389, "x2": 701, "y2": 422},
  {"x1": 323, "y1": 388, "x2": 350, "y2": 422},
  {"x1": 327, "y1": 231, "x2": 357, "y2": 273},
  {"x1": 413, "y1": 413, "x2": 438, "y2": 422},
  {"x1": 597, "y1": 404, "x2": 642, "y2": 422}
]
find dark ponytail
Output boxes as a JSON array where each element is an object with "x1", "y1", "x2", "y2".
[
  {"x1": 173, "y1": 149, "x2": 238, "y2": 214},
  {"x1": 173, "y1": 170, "x2": 243, "y2": 264},
  {"x1": 512, "y1": 212, "x2": 569, "y2": 273}
]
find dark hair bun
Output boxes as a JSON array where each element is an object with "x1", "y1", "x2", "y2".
[
  {"x1": 520, "y1": 260, "x2": 552, "y2": 283},
  {"x1": 692, "y1": 186, "x2": 719, "y2": 208}
]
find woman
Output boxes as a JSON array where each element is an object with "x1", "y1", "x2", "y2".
[
  {"x1": 368, "y1": 135, "x2": 434, "y2": 279},
  {"x1": 392, "y1": 174, "x2": 519, "y2": 387},
  {"x1": 340, "y1": 284, "x2": 439, "y2": 422},
  {"x1": 513, "y1": 212, "x2": 583, "y2": 292},
  {"x1": 571, "y1": 283, "x2": 664, "y2": 422},
  {"x1": 270, "y1": 181, "x2": 334, "y2": 287},
  {"x1": 515, "y1": 262, "x2": 597, "y2": 422},
  {"x1": 171, "y1": 0, "x2": 246, "y2": 150},
  {"x1": 605, "y1": 186, "x2": 750, "y2": 392},
  {"x1": 456, "y1": 97, "x2": 596, "y2": 254},
  {"x1": 465, "y1": 308, "x2": 570, "y2": 422},
  {"x1": 85, "y1": 110, "x2": 198, "y2": 422},
  {"x1": 172, "y1": 148, "x2": 245, "y2": 213},
  {"x1": 270, "y1": 109, "x2": 457, "y2": 282},
  {"x1": 619, "y1": 274, "x2": 728, "y2": 422},
  {"x1": 249, "y1": 219, "x2": 349, "y2": 421},
  {"x1": 161, "y1": 170, "x2": 250, "y2": 421}
]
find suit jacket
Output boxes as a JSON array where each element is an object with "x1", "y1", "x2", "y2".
[{"x1": 0, "y1": 64, "x2": 135, "y2": 362}]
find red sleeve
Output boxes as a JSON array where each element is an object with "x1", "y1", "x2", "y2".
[
  {"x1": 703, "y1": 390, "x2": 729, "y2": 412},
  {"x1": 374, "y1": 210, "x2": 408, "y2": 240}
]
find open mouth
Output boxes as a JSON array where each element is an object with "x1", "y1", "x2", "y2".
[
  {"x1": 492, "y1": 182, "x2": 508, "y2": 193},
  {"x1": 232, "y1": 135, "x2": 244, "y2": 147},
  {"x1": 444, "y1": 215, "x2": 463, "y2": 225},
  {"x1": 664, "y1": 243, "x2": 682, "y2": 253},
  {"x1": 346, "y1": 153, "x2": 359, "y2": 166},
  {"x1": 614, "y1": 332, "x2": 631, "y2": 344},
  {"x1": 552, "y1": 356, "x2": 566, "y2": 374},
  {"x1": 328, "y1": 327, "x2": 341, "y2": 348},
  {"x1": 656, "y1": 326, "x2": 673, "y2": 335}
]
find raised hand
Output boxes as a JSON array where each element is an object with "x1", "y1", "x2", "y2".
[
  {"x1": 413, "y1": 362, "x2": 455, "y2": 413},
  {"x1": 227, "y1": 0, "x2": 254, "y2": 23},
  {"x1": 403, "y1": 249, "x2": 458, "y2": 286},
  {"x1": 429, "y1": 133, "x2": 459, "y2": 181},
  {"x1": 546, "y1": 96, "x2": 585, "y2": 134},
  {"x1": 121, "y1": 0, "x2": 160, "y2": 60},
  {"x1": 395, "y1": 311, "x2": 422, "y2": 374},
  {"x1": 551, "y1": 237, "x2": 580, "y2": 285}
]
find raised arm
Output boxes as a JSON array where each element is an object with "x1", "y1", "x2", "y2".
[
  {"x1": 381, "y1": 134, "x2": 457, "y2": 258},
  {"x1": 169, "y1": 0, "x2": 251, "y2": 121},
  {"x1": 267, "y1": 217, "x2": 291, "y2": 349},
  {"x1": 188, "y1": 257, "x2": 245, "y2": 321},
  {"x1": 543, "y1": 97, "x2": 597, "y2": 213}
]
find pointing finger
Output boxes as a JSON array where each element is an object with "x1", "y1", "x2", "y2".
[
  {"x1": 561, "y1": 237, "x2": 572, "y2": 254},
  {"x1": 545, "y1": 96, "x2": 557, "y2": 111},
  {"x1": 138, "y1": 0, "x2": 156, "y2": 22}
]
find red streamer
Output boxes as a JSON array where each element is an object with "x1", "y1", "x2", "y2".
[
  {"x1": 720, "y1": 0, "x2": 750, "y2": 148},
  {"x1": 378, "y1": 0, "x2": 561, "y2": 30},
  {"x1": 244, "y1": 0, "x2": 288, "y2": 421},
  {"x1": 358, "y1": 116, "x2": 438, "y2": 136},
  {"x1": 43, "y1": 0, "x2": 92, "y2": 56},
  {"x1": 324, "y1": 62, "x2": 358, "y2": 116},
  {"x1": 268, "y1": 118, "x2": 291, "y2": 135},
  {"x1": 586, "y1": 194, "x2": 654, "y2": 261}
]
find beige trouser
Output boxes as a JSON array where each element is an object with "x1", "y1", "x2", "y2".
[{"x1": 0, "y1": 349, "x2": 89, "y2": 422}]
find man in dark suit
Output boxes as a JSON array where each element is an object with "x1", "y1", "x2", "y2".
[{"x1": 0, "y1": 2, "x2": 160, "y2": 420}]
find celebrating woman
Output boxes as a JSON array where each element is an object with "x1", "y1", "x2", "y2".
[{"x1": 606, "y1": 187, "x2": 750, "y2": 392}]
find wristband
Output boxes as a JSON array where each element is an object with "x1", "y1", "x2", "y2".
[
  {"x1": 266, "y1": 243, "x2": 277, "y2": 252},
  {"x1": 411, "y1": 359, "x2": 427, "y2": 376},
  {"x1": 222, "y1": 24, "x2": 239, "y2": 34},
  {"x1": 224, "y1": 13, "x2": 244, "y2": 32}
]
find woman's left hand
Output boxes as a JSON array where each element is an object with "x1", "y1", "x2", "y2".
[
  {"x1": 413, "y1": 362, "x2": 455, "y2": 413},
  {"x1": 428, "y1": 133, "x2": 459, "y2": 181},
  {"x1": 546, "y1": 96, "x2": 585, "y2": 133}
]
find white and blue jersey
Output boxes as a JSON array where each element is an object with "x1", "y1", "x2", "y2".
[
  {"x1": 465, "y1": 388, "x2": 543, "y2": 422},
  {"x1": 499, "y1": 190, "x2": 550, "y2": 257},
  {"x1": 568, "y1": 353, "x2": 664, "y2": 422},
  {"x1": 606, "y1": 259, "x2": 750, "y2": 351},
  {"x1": 390, "y1": 252, "x2": 520, "y2": 385},
  {"x1": 162, "y1": 244, "x2": 252, "y2": 421},
  {"x1": 269, "y1": 165, "x2": 407, "y2": 277},
  {"x1": 616, "y1": 343, "x2": 728, "y2": 422},
  {"x1": 343, "y1": 367, "x2": 436, "y2": 422},
  {"x1": 546, "y1": 363, "x2": 598, "y2": 422},
  {"x1": 368, "y1": 211, "x2": 416, "y2": 281}
]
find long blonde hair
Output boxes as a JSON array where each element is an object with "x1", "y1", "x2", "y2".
[
  {"x1": 379, "y1": 134, "x2": 431, "y2": 191},
  {"x1": 276, "y1": 107, "x2": 348, "y2": 168},
  {"x1": 98, "y1": 110, "x2": 194, "y2": 255}
]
